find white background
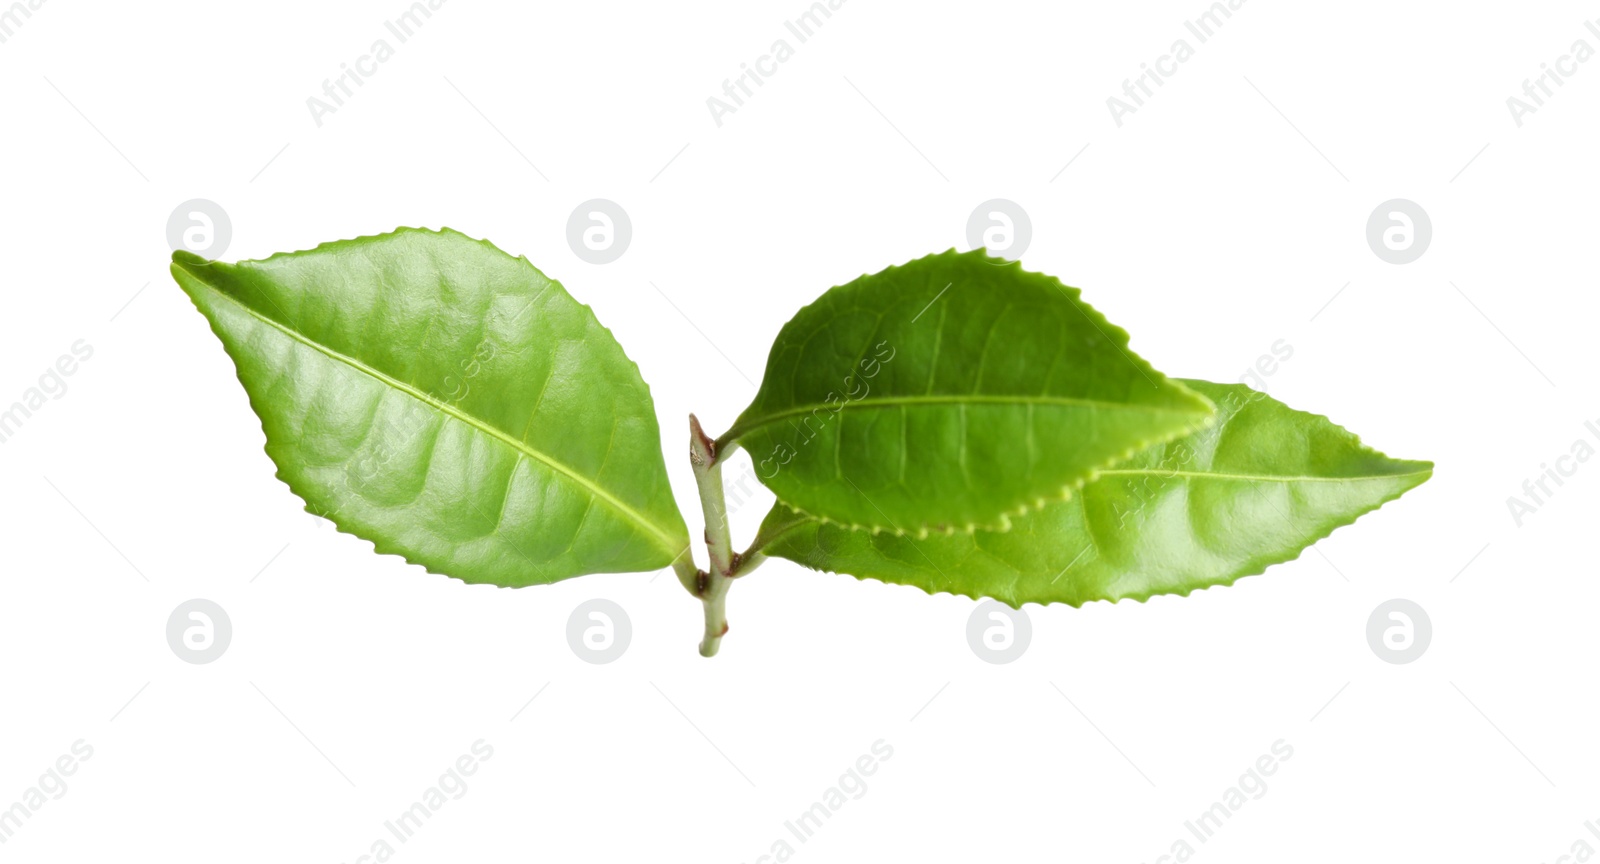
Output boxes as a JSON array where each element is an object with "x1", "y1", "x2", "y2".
[{"x1": 2, "y1": 0, "x2": 1597, "y2": 861}]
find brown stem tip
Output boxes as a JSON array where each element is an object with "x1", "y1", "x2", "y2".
[{"x1": 688, "y1": 413, "x2": 716, "y2": 466}]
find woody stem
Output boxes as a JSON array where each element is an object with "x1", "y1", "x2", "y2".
[
  {"x1": 690, "y1": 415, "x2": 735, "y2": 657},
  {"x1": 684, "y1": 415, "x2": 771, "y2": 656}
]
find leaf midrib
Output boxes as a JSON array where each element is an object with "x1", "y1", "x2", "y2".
[
  {"x1": 184, "y1": 267, "x2": 683, "y2": 555},
  {"x1": 1094, "y1": 468, "x2": 1433, "y2": 483},
  {"x1": 723, "y1": 392, "x2": 1206, "y2": 446},
  {"x1": 759, "y1": 465, "x2": 1430, "y2": 545}
]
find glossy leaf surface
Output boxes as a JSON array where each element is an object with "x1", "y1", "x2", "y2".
[
  {"x1": 723, "y1": 250, "x2": 1214, "y2": 535},
  {"x1": 171, "y1": 228, "x2": 689, "y2": 586},
  {"x1": 755, "y1": 380, "x2": 1431, "y2": 606}
]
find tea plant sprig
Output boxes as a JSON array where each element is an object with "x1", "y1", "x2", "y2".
[{"x1": 170, "y1": 228, "x2": 1431, "y2": 657}]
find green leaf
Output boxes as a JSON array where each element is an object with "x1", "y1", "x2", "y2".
[
  {"x1": 721, "y1": 249, "x2": 1214, "y2": 535},
  {"x1": 170, "y1": 228, "x2": 690, "y2": 586},
  {"x1": 753, "y1": 380, "x2": 1431, "y2": 606}
]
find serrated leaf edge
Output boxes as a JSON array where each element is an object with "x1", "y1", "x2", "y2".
[
  {"x1": 171, "y1": 226, "x2": 692, "y2": 588},
  {"x1": 769, "y1": 467, "x2": 1429, "y2": 609},
  {"x1": 754, "y1": 403, "x2": 1217, "y2": 541},
  {"x1": 756, "y1": 389, "x2": 1435, "y2": 606},
  {"x1": 728, "y1": 247, "x2": 1217, "y2": 538}
]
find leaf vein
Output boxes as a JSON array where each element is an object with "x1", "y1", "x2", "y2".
[{"x1": 193, "y1": 278, "x2": 680, "y2": 554}]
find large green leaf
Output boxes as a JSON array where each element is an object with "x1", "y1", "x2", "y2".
[
  {"x1": 170, "y1": 228, "x2": 689, "y2": 585},
  {"x1": 721, "y1": 250, "x2": 1214, "y2": 535},
  {"x1": 754, "y1": 380, "x2": 1431, "y2": 606}
]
